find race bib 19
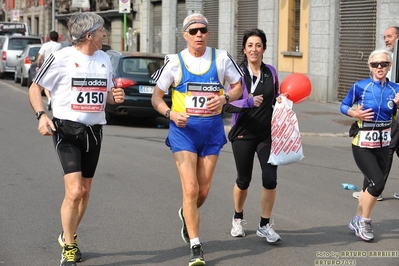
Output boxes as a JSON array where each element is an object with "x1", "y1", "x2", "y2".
[{"x1": 185, "y1": 82, "x2": 221, "y2": 116}]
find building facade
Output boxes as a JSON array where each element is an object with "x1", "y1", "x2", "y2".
[
  {"x1": 1, "y1": 0, "x2": 138, "y2": 50},
  {"x1": 3, "y1": 0, "x2": 399, "y2": 102}
]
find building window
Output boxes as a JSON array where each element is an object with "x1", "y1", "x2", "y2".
[
  {"x1": 289, "y1": 0, "x2": 300, "y2": 52},
  {"x1": 278, "y1": 0, "x2": 309, "y2": 72}
]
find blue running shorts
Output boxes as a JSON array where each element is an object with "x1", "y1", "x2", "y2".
[{"x1": 166, "y1": 114, "x2": 227, "y2": 157}]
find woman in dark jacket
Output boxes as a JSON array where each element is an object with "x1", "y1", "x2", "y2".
[{"x1": 224, "y1": 28, "x2": 282, "y2": 243}]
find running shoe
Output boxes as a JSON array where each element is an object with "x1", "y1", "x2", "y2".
[
  {"x1": 60, "y1": 244, "x2": 78, "y2": 266},
  {"x1": 178, "y1": 207, "x2": 190, "y2": 244},
  {"x1": 352, "y1": 191, "x2": 360, "y2": 199},
  {"x1": 394, "y1": 192, "x2": 399, "y2": 199},
  {"x1": 256, "y1": 222, "x2": 281, "y2": 243},
  {"x1": 348, "y1": 215, "x2": 360, "y2": 237},
  {"x1": 352, "y1": 191, "x2": 383, "y2": 201},
  {"x1": 58, "y1": 232, "x2": 82, "y2": 262},
  {"x1": 230, "y1": 216, "x2": 246, "y2": 237},
  {"x1": 189, "y1": 244, "x2": 206, "y2": 266},
  {"x1": 357, "y1": 218, "x2": 374, "y2": 241}
]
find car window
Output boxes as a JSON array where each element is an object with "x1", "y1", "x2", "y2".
[
  {"x1": 8, "y1": 38, "x2": 41, "y2": 50},
  {"x1": 29, "y1": 47, "x2": 40, "y2": 57},
  {"x1": 0, "y1": 37, "x2": 5, "y2": 49},
  {"x1": 27, "y1": 39, "x2": 42, "y2": 45},
  {"x1": 8, "y1": 39, "x2": 24, "y2": 50},
  {"x1": 122, "y1": 58, "x2": 164, "y2": 76}
]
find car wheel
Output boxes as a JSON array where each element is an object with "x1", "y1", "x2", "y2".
[
  {"x1": 105, "y1": 112, "x2": 115, "y2": 125},
  {"x1": 14, "y1": 70, "x2": 20, "y2": 83},
  {"x1": 21, "y1": 76, "x2": 27, "y2": 86},
  {"x1": 27, "y1": 75, "x2": 32, "y2": 87},
  {"x1": 0, "y1": 71, "x2": 4, "y2": 79}
]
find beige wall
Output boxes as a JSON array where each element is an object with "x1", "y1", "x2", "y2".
[{"x1": 278, "y1": 0, "x2": 309, "y2": 74}]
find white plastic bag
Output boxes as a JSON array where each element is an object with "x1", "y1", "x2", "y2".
[{"x1": 268, "y1": 96, "x2": 304, "y2": 165}]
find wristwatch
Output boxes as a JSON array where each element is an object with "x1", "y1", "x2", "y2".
[
  {"x1": 35, "y1": 111, "x2": 46, "y2": 120},
  {"x1": 165, "y1": 109, "x2": 171, "y2": 119},
  {"x1": 224, "y1": 93, "x2": 230, "y2": 103}
]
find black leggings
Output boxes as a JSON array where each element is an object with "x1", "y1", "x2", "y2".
[
  {"x1": 231, "y1": 136, "x2": 277, "y2": 190},
  {"x1": 352, "y1": 145, "x2": 388, "y2": 197}
]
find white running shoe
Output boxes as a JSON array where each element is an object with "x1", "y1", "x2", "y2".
[
  {"x1": 352, "y1": 191, "x2": 382, "y2": 201},
  {"x1": 230, "y1": 216, "x2": 246, "y2": 237},
  {"x1": 348, "y1": 215, "x2": 360, "y2": 237},
  {"x1": 394, "y1": 192, "x2": 399, "y2": 199},
  {"x1": 256, "y1": 221, "x2": 281, "y2": 243},
  {"x1": 357, "y1": 218, "x2": 374, "y2": 241}
]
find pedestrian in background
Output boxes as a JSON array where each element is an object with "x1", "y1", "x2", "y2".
[
  {"x1": 340, "y1": 48, "x2": 399, "y2": 241},
  {"x1": 28, "y1": 12, "x2": 124, "y2": 266},
  {"x1": 151, "y1": 13, "x2": 243, "y2": 266},
  {"x1": 36, "y1": 30, "x2": 62, "y2": 111},
  {"x1": 224, "y1": 28, "x2": 282, "y2": 243}
]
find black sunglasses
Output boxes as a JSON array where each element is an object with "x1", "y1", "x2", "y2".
[
  {"x1": 369, "y1": 61, "x2": 390, "y2": 68},
  {"x1": 187, "y1": 27, "x2": 208, "y2": 35}
]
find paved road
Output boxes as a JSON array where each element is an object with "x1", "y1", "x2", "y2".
[{"x1": 0, "y1": 79, "x2": 398, "y2": 266}]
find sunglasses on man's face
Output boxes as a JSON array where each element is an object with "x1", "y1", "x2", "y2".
[
  {"x1": 186, "y1": 27, "x2": 208, "y2": 35},
  {"x1": 369, "y1": 61, "x2": 391, "y2": 68}
]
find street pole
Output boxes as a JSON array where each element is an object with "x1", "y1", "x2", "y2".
[
  {"x1": 123, "y1": 13, "x2": 126, "y2": 51},
  {"x1": 51, "y1": 0, "x2": 55, "y2": 30}
]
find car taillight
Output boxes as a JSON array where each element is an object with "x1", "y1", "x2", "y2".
[
  {"x1": 114, "y1": 77, "x2": 135, "y2": 88},
  {"x1": 24, "y1": 56, "x2": 32, "y2": 64},
  {"x1": 2, "y1": 51, "x2": 6, "y2": 61}
]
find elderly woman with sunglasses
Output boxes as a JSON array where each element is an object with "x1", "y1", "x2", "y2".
[
  {"x1": 340, "y1": 48, "x2": 399, "y2": 242},
  {"x1": 151, "y1": 13, "x2": 243, "y2": 266}
]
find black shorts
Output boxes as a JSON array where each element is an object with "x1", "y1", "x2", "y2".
[{"x1": 52, "y1": 118, "x2": 103, "y2": 177}]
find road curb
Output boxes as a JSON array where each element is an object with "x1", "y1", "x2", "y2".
[
  {"x1": 300, "y1": 132, "x2": 349, "y2": 137},
  {"x1": 223, "y1": 126, "x2": 349, "y2": 138}
]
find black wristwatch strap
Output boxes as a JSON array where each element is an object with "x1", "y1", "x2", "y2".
[
  {"x1": 224, "y1": 93, "x2": 230, "y2": 103},
  {"x1": 36, "y1": 111, "x2": 46, "y2": 120},
  {"x1": 165, "y1": 109, "x2": 171, "y2": 119}
]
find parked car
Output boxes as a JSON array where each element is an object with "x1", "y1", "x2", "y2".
[
  {"x1": 101, "y1": 44, "x2": 112, "y2": 52},
  {"x1": 105, "y1": 50, "x2": 171, "y2": 124},
  {"x1": 27, "y1": 52, "x2": 38, "y2": 88},
  {"x1": 0, "y1": 34, "x2": 42, "y2": 78},
  {"x1": 14, "y1": 43, "x2": 41, "y2": 86}
]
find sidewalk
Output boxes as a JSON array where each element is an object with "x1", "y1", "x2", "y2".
[{"x1": 223, "y1": 100, "x2": 353, "y2": 137}]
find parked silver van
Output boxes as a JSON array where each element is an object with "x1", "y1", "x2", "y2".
[{"x1": 0, "y1": 34, "x2": 42, "y2": 78}]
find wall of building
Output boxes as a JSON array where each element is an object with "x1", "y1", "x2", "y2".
[
  {"x1": 258, "y1": 0, "x2": 278, "y2": 68},
  {"x1": 217, "y1": 0, "x2": 235, "y2": 59},
  {"x1": 161, "y1": 0, "x2": 177, "y2": 54},
  {"x1": 377, "y1": 1, "x2": 399, "y2": 49},
  {"x1": 307, "y1": 0, "x2": 338, "y2": 102},
  {"x1": 141, "y1": 0, "x2": 151, "y2": 53}
]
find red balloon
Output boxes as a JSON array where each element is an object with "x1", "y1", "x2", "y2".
[{"x1": 280, "y1": 73, "x2": 312, "y2": 104}]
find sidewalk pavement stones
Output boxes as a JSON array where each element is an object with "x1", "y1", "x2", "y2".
[{"x1": 223, "y1": 100, "x2": 353, "y2": 137}]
